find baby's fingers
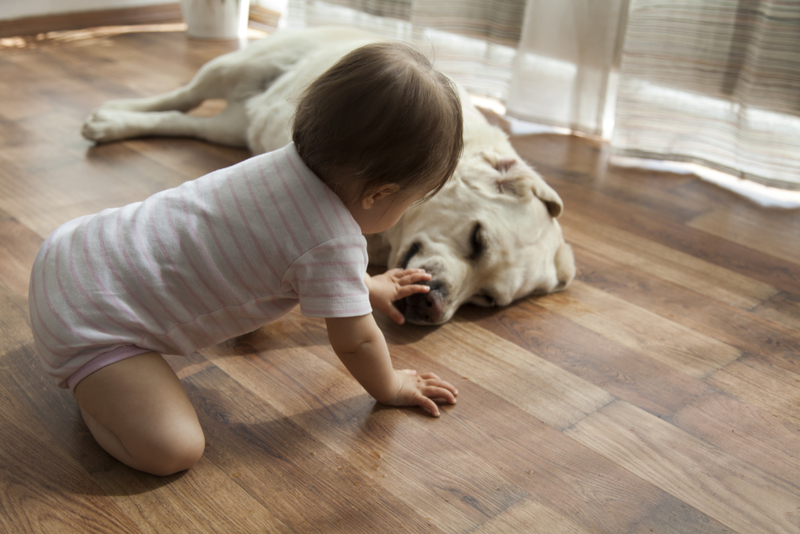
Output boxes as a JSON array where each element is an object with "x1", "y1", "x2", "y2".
[
  {"x1": 419, "y1": 373, "x2": 458, "y2": 397},
  {"x1": 415, "y1": 395, "x2": 442, "y2": 417},
  {"x1": 401, "y1": 272, "x2": 432, "y2": 285},
  {"x1": 385, "y1": 303, "x2": 406, "y2": 325},
  {"x1": 394, "y1": 283, "x2": 430, "y2": 301},
  {"x1": 392, "y1": 268, "x2": 432, "y2": 286},
  {"x1": 421, "y1": 383, "x2": 458, "y2": 405}
]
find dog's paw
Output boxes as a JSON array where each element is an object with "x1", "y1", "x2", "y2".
[{"x1": 81, "y1": 108, "x2": 138, "y2": 142}]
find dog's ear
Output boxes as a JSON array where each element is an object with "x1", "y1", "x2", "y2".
[{"x1": 483, "y1": 153, "x2": 564, "y2": 217}]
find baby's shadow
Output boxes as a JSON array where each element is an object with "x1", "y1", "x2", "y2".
[
  {"x1": 376, "y1": 314, "x2": 441, "y2": 346},
  {"x1": 212, "y1": 314, "x2": 330, "y2": 360}
]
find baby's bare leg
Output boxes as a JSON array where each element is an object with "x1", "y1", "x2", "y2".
[{"x1": 74, "y1": 352, "x2": 205, "y2": 476}]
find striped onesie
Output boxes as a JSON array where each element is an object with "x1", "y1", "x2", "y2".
[{"x1": 29, "y1": 143, "x2": 372, "y2": 391}]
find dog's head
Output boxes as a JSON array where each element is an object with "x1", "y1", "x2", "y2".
[{"x1": 373, "y1": 149, "x2": 575, "y2": 325}]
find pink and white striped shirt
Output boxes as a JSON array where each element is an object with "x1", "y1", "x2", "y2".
[{"x1": 29, "y1": 143, "x2": 371, "y2": 389}]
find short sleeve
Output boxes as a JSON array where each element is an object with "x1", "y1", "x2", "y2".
[{"x1": 284, "y1": 234, "x2": 372, "y2": 318}]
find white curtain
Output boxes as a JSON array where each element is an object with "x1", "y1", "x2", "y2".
[
  {"x1": 284, "y1": 0, "x2": 800, "y2": 191},
  {"x1": 505, "y1": 0, "x2": 629, "y2": 138},
  {"x1": 611, "y1": 0, "x2": 800, "y2": 190},
  {"x1": 283, "y1": 0, "x2": 525, "y2": 100}
]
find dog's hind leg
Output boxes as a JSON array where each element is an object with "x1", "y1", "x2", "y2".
[
  {"x1": 82, "y1": 100, "x2": 250, "y2": 147},
  {"x1": 96, "y1": 87, "x2": 207, "y2": 114},
  {"x1": 95, "y1": 61, "x2": 245, "y2": 114},
  {"x1": 83, "y1": 47, "x2": 295, "y2": 145},
  {"x1": 94, "y1": 45, "x2": 292, "y2": 114}
]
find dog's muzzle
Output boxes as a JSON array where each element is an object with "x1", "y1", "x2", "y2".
[{"x1": 395, "y1": 280, "x2": 448, "y2": 325}]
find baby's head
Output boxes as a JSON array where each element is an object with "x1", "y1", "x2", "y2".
[{"x1": 292, "y1": 41, "x2": 463, "y2": 227}]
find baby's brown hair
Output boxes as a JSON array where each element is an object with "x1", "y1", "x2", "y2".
[{"x1": 292, "y1": 41, "x2": 463, "y2": 202}]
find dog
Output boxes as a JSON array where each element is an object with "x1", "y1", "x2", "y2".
[{"x1": 81, "y1": 26, "x2": 575, "y2": 325}]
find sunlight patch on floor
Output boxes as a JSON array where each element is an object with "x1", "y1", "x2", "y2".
[{"x1": 0, "y1": 24, "x2": 269, "y2": 49}]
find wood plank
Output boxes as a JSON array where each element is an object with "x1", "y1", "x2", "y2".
[
  {"x1": 255, "y1": 309, "x2": 616, "y2": 431},
  {"x1": 123, "y1": 137, "x2": 250, "y2": 182},
  {"x1": 399, "y1": 318, "x2": 614, "y2": 430},
  {"x1": 0, "y1": 5, "x2": 183, "y2": 38},
  {"x1": 553, "y1": 180, "x2": 800, "y2": 294},
  {"x1": 0, "y1": 121, "x2": 81, "y2": 176},
  {"x1": 0, "y1": 287, "x2": 134, "y2": 532},
  {"x1": 4, "y1": 49, "x2": 128, "y2": 116},
  {"x1": 0, "y1": 76, "x2": 54, "y2": 123},
  {"x1": 570, "y1": 242, "x2": 800, "y2": 374},
  {"x1": 560, "y1": 210, "x2": 779, "y2": 310},
  {"x1": 469, "y1": 498, "x2": 594, "y2": 534},
  {"x1": 80, "y1": 457, "x2": 293, "y2": 534},
  {"x1": 566, "y1": 401, "x2": 800, "y2": 534},
  {"x1": 0, "y1": 380, "x2": 143, "y2": 534},
  {"x1": 706, "y1": 355, "x2": 800, "y2": 428},
  {"x1": 212, "y1": 312, "x2": 732, "y2": 534},
  {"x1": 208, "y1": 310, "x2": 614, "y2": 431},
  {"x1": 0, "y1": 139, "x2": 225, "y2": 238},
  {"x1": 671, "y1": 392, "x2": 800, "y2": 486},
  {"x1": 202, "y1": 322, "x2": 534, "y2": 533},
  {"x1": 536, "y1": 281, "x2": 742, "y2": 378},
  {"x1": 753, "y1": 290, "x2": 800, "y2": 331},
  {"x1": 0, "y1": 216, "x2": 41, "y2": 299},
  {"x1": 688, "y1": 205, "x2": 800, "y2": 265},
  {"x1": 184, "y1": 365, "x2": 455, "y2": 533},
  {"x1": 459, "y1": 299, "x2": 718, "y2": 419}
]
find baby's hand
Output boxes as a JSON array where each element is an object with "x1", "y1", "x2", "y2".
[
  {"x1": 366, "y1": 268, "x2": 431, "y2": 324},
  {"x1": 383, "y1": 370, "x2": 458, "y2": 417}
]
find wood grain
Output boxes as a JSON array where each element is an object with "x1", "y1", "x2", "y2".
[
  {"x1": 536, "y1": 281, "x2": 741, "y2": 378},
  {"x1": 561, "y1": 210, "x2": 779, "y2": 310},
  {"x1": 707, "y1": 356, "x2": 800, "y2": 427},
  {"x1": 0, "y1": 5, "x2": 182, "y2": 38},
  {"x1": 1, "y1": 26, "x2": 798, "y2": 534},
  {"x1": 688, "y1": 205, "x2": 800, "y2": 264},
  {"x1": 565, "y1": 401, "x2": 800, "y2": 534}
]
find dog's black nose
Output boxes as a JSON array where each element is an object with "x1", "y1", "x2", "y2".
[{"x1": 400, "y1": 280, "x2": 447, "y2": 324}]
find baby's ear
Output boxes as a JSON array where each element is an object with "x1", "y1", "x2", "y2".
[{"x1": 362, "y1": 183, "x2": 400, "y2": 208}]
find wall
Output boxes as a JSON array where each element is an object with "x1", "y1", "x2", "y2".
[
  {"x1": 0, "y1": 0, "x2": 178, "y2": 21},
  {"x1": 0, "y1": 0, "x2": 287, "y2": 21}
]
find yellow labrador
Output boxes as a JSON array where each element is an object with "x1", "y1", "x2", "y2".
[{"x1": 82, "y1": 27, "x2": 575, "y2": 324}]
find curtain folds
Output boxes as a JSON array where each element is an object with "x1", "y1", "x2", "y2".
[
  {"x1": 285, "y1": 0, "x2": 523, "y2": 99},
  {"x1": 284, "y1": 0, "x2": 800, "y2": 191},
  {"x1": 611, "y1": 0, "x2": 800, "y2": 190},
  {"x1": 506, "y1": 0, "x2": 629, "y2": 138}
]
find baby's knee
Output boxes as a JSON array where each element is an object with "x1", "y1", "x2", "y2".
[{"x1": 143, "y1": 422, "x2": 206, "y2": 476}]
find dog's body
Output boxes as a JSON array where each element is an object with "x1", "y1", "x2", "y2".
[{"x1": 82, "y1": 27, "x2": 575, "y2": 324}]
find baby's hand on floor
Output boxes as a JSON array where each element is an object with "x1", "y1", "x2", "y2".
[
  {"x1": 383, "y1": 369, "x2": 457, "y2": 417},
  {"x1": 366, "y1": 268, "x2": 431, "y2": 324}
]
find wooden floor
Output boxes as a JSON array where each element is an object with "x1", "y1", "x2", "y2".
[{"x1": 1, "y1": 28, "x2": 799, "y2": 534}]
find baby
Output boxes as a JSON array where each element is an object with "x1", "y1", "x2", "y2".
[{"x1": 28, "y1": 41, "x2": 463, "y2": 476}]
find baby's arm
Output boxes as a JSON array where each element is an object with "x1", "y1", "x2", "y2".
[{"x1": 326, "y1": 314, "x2": 457, "y2": 416}]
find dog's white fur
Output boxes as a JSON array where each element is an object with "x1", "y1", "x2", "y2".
[{"x1": 82, "y1": 27, "x2": 575, "y2": 324}]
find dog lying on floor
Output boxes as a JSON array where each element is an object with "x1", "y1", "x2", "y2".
[{"x1": 81, "y1": 26, "x2": 575, "y2": 325}]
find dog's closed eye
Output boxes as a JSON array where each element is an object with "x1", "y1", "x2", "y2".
[
  {"x1": 468, "y1": 222, "x2": 484, "y2": 261},
  {"x1": 401, "y1": 241, "x2": 422, "y2": 269},
  {"x1": 479, "y1": 292, "x2": 496, "y2": 306},
  {"x1": 471, "y1": 291, "x2": 496, "y2": 307}
]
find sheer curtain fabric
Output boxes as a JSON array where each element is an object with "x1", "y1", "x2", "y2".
[{"x1": 284, "y1": 0, "x2": 800, "y2": 191}]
